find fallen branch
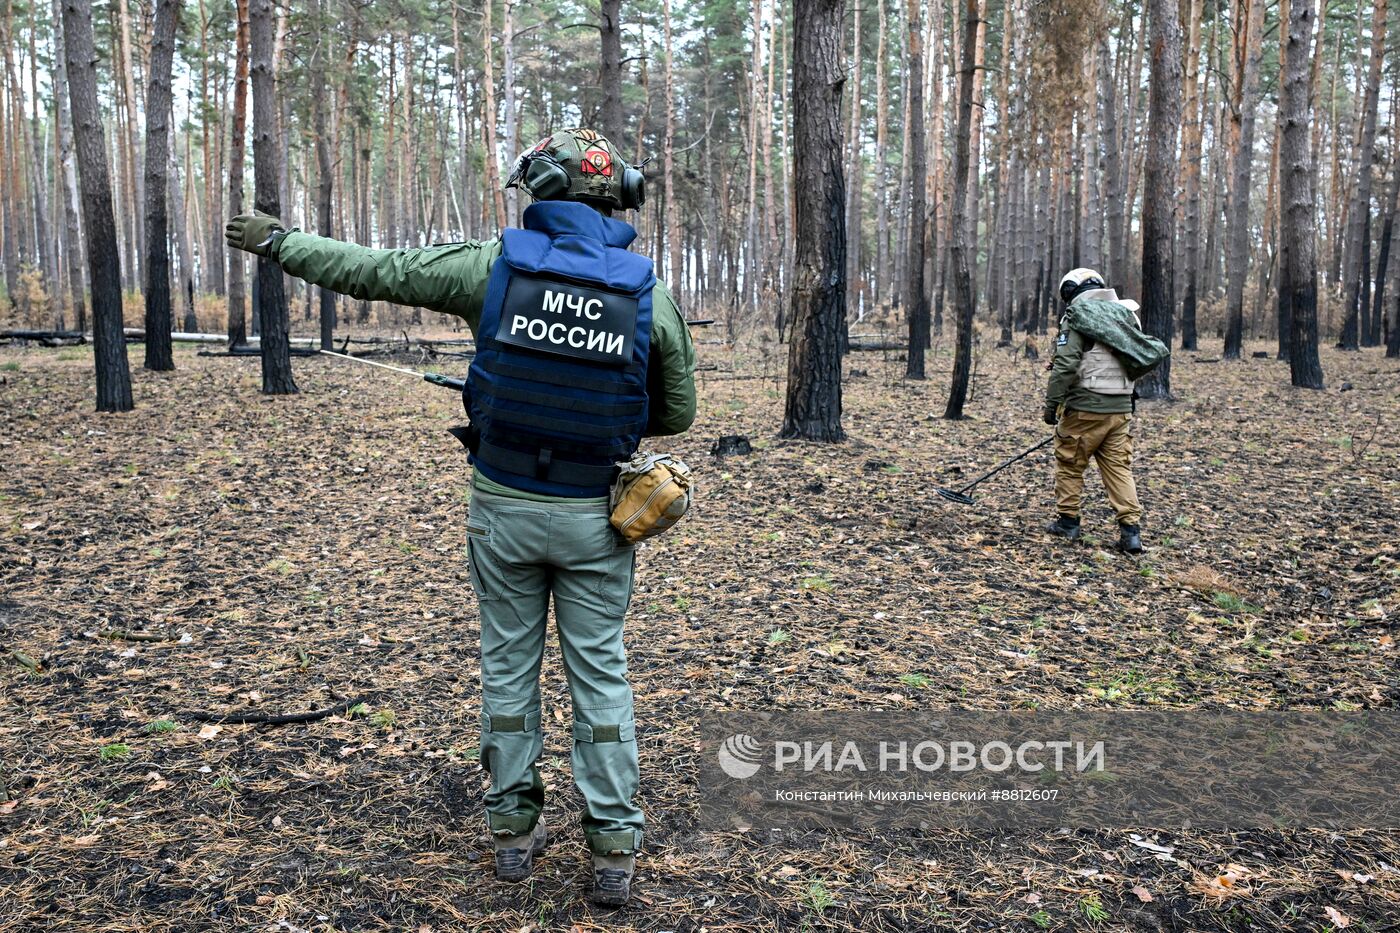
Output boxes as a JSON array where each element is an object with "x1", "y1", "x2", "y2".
[
  {"x1": 98, "y1": 629, "x2": 170, "y2": 643},
  {"x1": 0, "y1": 329, "x2": 87, "y2": 347},
  {"x1": 183, "y1": 694, "x2": 361, "y2": 726}
]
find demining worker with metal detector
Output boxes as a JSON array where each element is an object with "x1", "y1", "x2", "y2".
[
  {"x1": 226, "y1": 128, "x2": 697, "y2": 906},
  {"x1": 1043, "y1": 268, "x2": 1169, "y2": 555}
]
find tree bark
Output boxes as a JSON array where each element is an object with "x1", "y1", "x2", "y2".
[
  {"x1": 600, "y1": 0, "x2": 624, "y2": 133},
  {"x1": 1138, "y1": 0, "x2": 1183, "y2": 400},
  {"x1": 903, "y1": 0, "x2": 928, "y2": 379},
  {"x1": 873, "y1": 0, "x2": 888, "y2": 305},
  {"x1": 1178, "y1": 0, "x2": 1205, "y2": 350},
  {"x1": 1338, "y1": 0, "x2": 1386, "y2": 350},
  {"x1": 781, "y1": 0, "x2": 845, "y2": 442},
  {"x1": 943, "y1": 0, "x2": 979, "y2": 420},
  {"x1": 61, "y1": 0, "x2": 133, "y2": 411},
  {"x1": 662, "y1": 0, "x2": 681, "y2": 291},
  {"x1": 51, "y1": 0, "x2": 86, "y2": 332},
  {"x1": 1222, "y1": 0, "x2": 1263, "y2": 360},
  {"x1": 115, "y1": 0, "x2": 144, "y2": 286},
  {"x1": 249, "y1": 0, "x2": 295, "y2": 394},
  {"x1": 310, "y1": 0, "x2": 335, "y2": 349},
  {"x1": 141, "y1": 0, "x2": 180, "y2": 372},
  {"x1": 227, "y1": 0, "x2": 250, "y2": 347},
  {"x1": 1279, "y1": 0, "x2": 1323, "y2": 386}
]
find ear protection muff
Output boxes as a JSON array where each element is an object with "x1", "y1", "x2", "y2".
[
  {"x1": 519, "y1": 153, "x2": 571, "y2": 201},
  {"x1": 619, "y1": 164, "x2": 646, "y2": 210}
]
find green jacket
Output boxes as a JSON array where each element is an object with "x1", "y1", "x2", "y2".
[
  {"x1": 1046, "y1": 327, "x2": 1133, "y2": 415},
  {"x1": 277, "y1": 232, "x2": 697, "y2": 438}
]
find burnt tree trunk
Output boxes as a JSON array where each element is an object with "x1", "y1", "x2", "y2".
[
  {"x1": 61, "y1": 0, "x2": 133, "y2": 411},
  {"x1": 1137, "y1": 0, "x2": 1182, "y2": 400},
  {"x1": 943, "y1": 0, "x2": 979, "y2": 420},
  {"x1": 142, "y1": 0, "x2": 181, "y2": 372},
  {"x1": 780, "y1": 0, "x2": 845, "y2": 442},
  {"x1": 1279, "y1": 0, "x2": 1324, "y2": 387},
  {"x1": 250, "y1": 0, "x2": 296, "y2": 394}
]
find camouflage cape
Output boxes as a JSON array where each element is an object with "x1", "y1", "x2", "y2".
[{"x1": 1063, "y1": 298, "x2": 1171, "y2": 381}]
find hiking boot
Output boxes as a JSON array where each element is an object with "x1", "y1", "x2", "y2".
[
  {"x1": 492, "y1": 820, "x2": 547, "y2": 882},
  {"x1": 1118, "y1": 523, "x2": 1143, "y2": 555},
  {"x1": 1046, "y1": 514, "x2": 1082, "y2": 541},
  {"x1": 590, "y1": 852, "x2": 635, "y2": 906}
]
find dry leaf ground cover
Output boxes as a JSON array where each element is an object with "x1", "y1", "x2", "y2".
[{"x1": 1, "y1": 334, "x2": 1397, "y2": 932}]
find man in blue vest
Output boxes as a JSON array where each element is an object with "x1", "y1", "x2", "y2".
[{"x1": 226, "y1": 128, "x2": 696, "y2": 906}]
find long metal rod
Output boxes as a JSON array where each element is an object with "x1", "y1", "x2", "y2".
[
  {"x1": 318, "y1": 349, "x2": 427, "y2": 378},
  {"x1": 954, "y1": 436, "x2": 1054, "y2": 495}
]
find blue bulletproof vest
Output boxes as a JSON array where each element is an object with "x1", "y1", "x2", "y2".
[{"x1": 467, "y1": 201, "x2": 655, "y2": 497}]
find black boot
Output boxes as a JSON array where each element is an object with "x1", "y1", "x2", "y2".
[
  {"x1": 1046, "y1": 514, "x2": 1082, "y2": 541},
  {"x1": 1118, "y1": 523, "x2": 1142, "y2": 555}
]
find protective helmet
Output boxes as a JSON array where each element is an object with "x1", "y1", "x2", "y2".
[
  {"x1": 505, "y1": 128, "x2": 646, "y2": 211},
  {"x1": 1059, "y1": 268, "x2": 1107, "y2": 304}
]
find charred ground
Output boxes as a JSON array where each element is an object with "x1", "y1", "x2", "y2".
[{"x1": 1, "y1": 337, "x2": 1397, "y2": 931}]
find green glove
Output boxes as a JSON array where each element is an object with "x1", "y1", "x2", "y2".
[
  {"x1": 225, "y1": 210, "x2": 288, "y2": 258},
  {"x1": 1042, "y1": 403, "x2": 1060, "y2": 426}
]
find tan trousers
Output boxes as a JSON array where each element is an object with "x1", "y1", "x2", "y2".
[{"x1": 1053, "y1": 410, "x2": 1142, "y2": 525}]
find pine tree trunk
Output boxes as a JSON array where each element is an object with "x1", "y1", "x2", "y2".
[
  {"x1": 943, "y1": 0, "x2": 979, "y2": 420},
  {"x1": 1280, "y1": 0, "x2": 1323, "y2": 386},
  {"x1": 1222, "y1": 0, "x2": 1264, "y2": 359},
  {"x1": 227, "y1": 0, "x2": 250, "y2": 347},
  {"x1": 500, "y1": 2, "x2": 521, "y2": 226},
  {"x1": 1338, "y1": 0, "x2": 1386, "y2": 350},
  {"x1": 51, "y1": 0, "x2": 86, "y2": 331},
  {"x1": 844, "y1": 0, "x2": 862, "y2": 315},
  {"x1": 903, "y1": 0, "x2": 927, "y2": 379},
  {"x1": 480, "y1": 0, "x2": 505, "y2": 230},
  {"x1": 141, "y1": 0, "x2": 179, "y2": 372},
  {"x1": 61, "y1": 0, "x2": 133, "y2": 411},
  {"x1": 662, "y1": 0, "x2": 681, "y2": 291},
  {"x1": 1138, "y1": 0, "x2": 1183, "y2": 400},
  {"x1": 1098, "y1": 39, "x2": 1123, "y2": 285},
  {"x1": 311, "y1": 0, "x2": 334, "y2": 348},
  {"x1": 115, "y1": 0, "x2": 144, "y2": 286},
  {"x1": 781, "y1": 0, "x2": 845, "y2": 442},
  {"x1": 249, "y1": 0, "x2": 295, "y2": 394},
  {"x1": 1178, "y1": 0, "x2": 1205, "y2": 350},
  {"x1": 600, "y1": 0, "x2": 624, "y2": 133},
  {"x1": 172, "y1": 124, "x2": 197, "y2": 332},
  {"x1": 873, "y1": 0, "x2": 888, "y2": 305},
  {"x1": 22, "y1": 17, "x2": 55, "y2": 315}
]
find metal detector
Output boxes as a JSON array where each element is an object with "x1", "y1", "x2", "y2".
[{"x1": 935, "y1": 435, "x2": 1054, "y2": 505}]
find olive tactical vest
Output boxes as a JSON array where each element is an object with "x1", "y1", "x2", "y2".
[{"x1": 467, "y1": 201, "x2": 655, "y2": 497}]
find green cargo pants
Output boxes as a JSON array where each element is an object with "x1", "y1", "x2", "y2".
[{"x1": 465, "y1": 484, "x2": 642, "y2": 855}]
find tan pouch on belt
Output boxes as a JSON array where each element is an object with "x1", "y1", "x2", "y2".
[{"x1": 609, "y1": 452, "x2": 693, "y2": 543}]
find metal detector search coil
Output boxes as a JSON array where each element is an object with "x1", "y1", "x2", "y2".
[{"x1": 936, "y1": 435, "x2": 1054, "y2": 505}]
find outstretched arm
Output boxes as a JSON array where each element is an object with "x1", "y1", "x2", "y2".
[{"x1": 226, "y1": 213, "x2": 498, "y2": 327}]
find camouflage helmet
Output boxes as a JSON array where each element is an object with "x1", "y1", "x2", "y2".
[{"x1": 505, "y1": 128, "x2": 646, "y2": 211}]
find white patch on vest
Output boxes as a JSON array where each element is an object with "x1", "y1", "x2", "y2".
[{"x1": 1057, "y1": 333, "x2": 1068, "y2": 346}]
